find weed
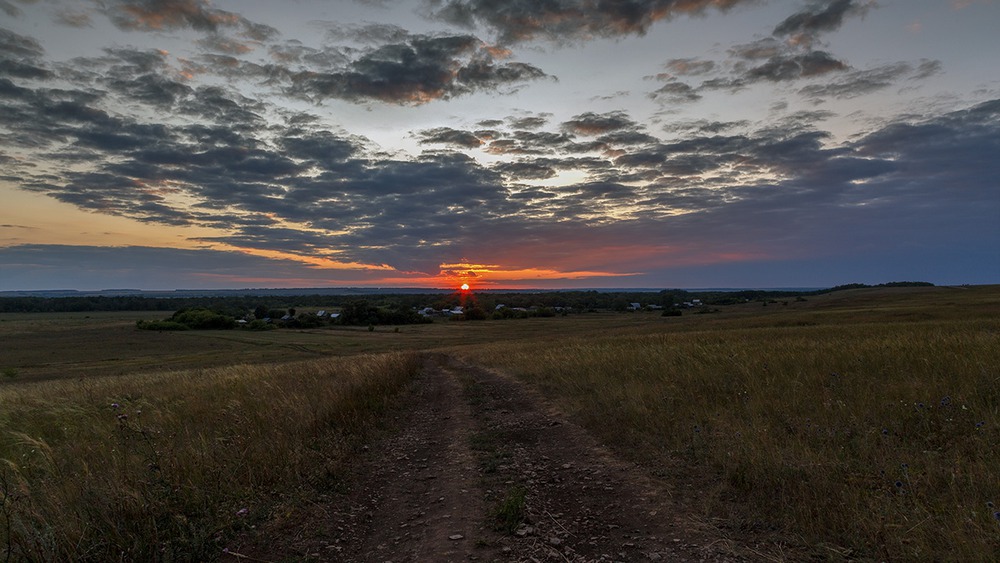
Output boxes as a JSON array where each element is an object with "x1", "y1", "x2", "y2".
[{"x1": 493, "y1": 485, "x2": 527, "y2": 534}]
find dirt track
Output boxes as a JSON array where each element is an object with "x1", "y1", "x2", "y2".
[{"x1": 235, "y1": 354, "x2": 746, "y2": 562}]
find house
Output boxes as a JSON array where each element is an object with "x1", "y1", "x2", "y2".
[
  {"x1": 629, "y1": 302, "x2": 642, "y2": 310},
  {"x1": 316, "y1": 310, "x2": 327, "y2": 317}
]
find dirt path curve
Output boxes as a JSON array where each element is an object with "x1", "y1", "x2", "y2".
[{"x1": 238, "y1": 354, "x2": 746, "y2": 562}]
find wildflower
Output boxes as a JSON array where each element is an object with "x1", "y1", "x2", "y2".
[
  {"x1": 881, "y1": 428, "x2": 889, "y2": 435},
  {"x1": 900, "y1": 463, "x2": 908, "y2": 470},
  {"x1": 693, "y1": 425, "x2": 701, "y2": 433},
  {"x1": 940, "y1": 396, "x2": 952, "y2": 406},
  {"x1": 236, "y1": 508, "x2": 249, "y2": 517},
  {"x1": 116, "y1": 414, "x2": 128, "y2": 421},
  {"x1": 976, "y1": 421, "x2": 986, "y2": 429},
  {"x1": 994, "y1": 511, "x2": 1000, "y2": 521},
  {"x1": 916, "y1": 402, "x2": 925, "y2": 409},
  {"x1": 894, "y1": 481, "x2": 903, "y2": 488},
  {"x1": 111, "y1": 403, "x2": 120, "y2": 409},
  {"x1": 987, "y1": 501, "x2": 995, "y2": 509}
]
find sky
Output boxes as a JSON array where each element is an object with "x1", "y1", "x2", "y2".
[{"x1": 1, "y1": 0, "x2": 998, "y2": 291}]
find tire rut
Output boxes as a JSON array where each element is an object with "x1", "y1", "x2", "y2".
[{"x1": 234, "y1": 353, "x2": 747, "y2": 562}]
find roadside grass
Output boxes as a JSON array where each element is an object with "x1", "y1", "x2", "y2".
[
  {"x1": 0, "y1": 352, "x2": 421, "y2": 561},
  {"x1": 492, "y1": 485, "x2": 528, "y2": 534},
  {"x1": 462, "y1": 298, "x2": 1000, "y2": 559}
]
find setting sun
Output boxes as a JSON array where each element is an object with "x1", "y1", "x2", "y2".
[{"x1": 460, "y1": 283, "x2": 470, "y2": 291}]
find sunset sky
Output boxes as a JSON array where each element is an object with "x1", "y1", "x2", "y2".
[{"x1": 1, "y1": 0, "x2": 998, "y2": 290}]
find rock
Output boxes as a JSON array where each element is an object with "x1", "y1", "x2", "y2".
[{"x1": 448, "y1": 534, "x2": 464, "y2": 541}]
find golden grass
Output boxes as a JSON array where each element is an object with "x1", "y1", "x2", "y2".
[
  {"x1": 460, "y1": 289, "x2": 1000, "y2": 560},
  {"x1": 0, "y1": 352, "x2": 421, "y2": 561}
]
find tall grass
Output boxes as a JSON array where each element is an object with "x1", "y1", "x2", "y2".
[
  {"x1": 464, "y1": 318, "x2": 1000, "y2": 559},
  {"x1": 0, "y1": 352, "x2": 421, "y2": 561}
]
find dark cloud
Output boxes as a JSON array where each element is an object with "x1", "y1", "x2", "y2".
[
  {"x1": 744, "y1": 50, "x2": 847, "y2": 82},
  {"x1": 289, "y1": 34, "x2": 549, "y2": 104},
  {"x1": 54, "y1": 9, "x2": 93, "y2": 27},
  {"x1": 508, "y1": 115, "x2": 549, "y2": 129},
  {"x1": 662, "y1": 119, "x2": 750, "y2": 134},
  {"x1": 562, "y1": 111, "x2": 637, "y2": 136},
  {"x1": 98, "y1": 0, "x2": 278, "y2": 42},
  {"x1": 417, "y1": 127, "x2": 485, "y2": 148},
  {"x1": 424, "y1": 0, "x2": 753, "y2": 44},
  {"x1": 103, "y1": 0, "x2": 230, "y2": 33},
  {"x1": 649, "y1": 80, "x2": 701, "y2": 103},
  {"x1": 0, "y1": 27, "x2": 52, "y2": 80},
  {"x1": 773, "y1": 0, "x2": 873, "y2": 46},
  {"x1": 493, "y1": 160, "x2": 557, "y2": 180},
  {"x1": 798, "y1": 62, "x2": 930, "y2": 100}
]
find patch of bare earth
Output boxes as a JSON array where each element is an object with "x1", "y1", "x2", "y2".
[{"x1": 231, "y1": 354, "x2": 748, "y2": 562}]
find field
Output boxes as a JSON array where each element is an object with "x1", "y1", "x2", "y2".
[{"x1": 1, "y1": 285, "x2": 998, "y2": 560}]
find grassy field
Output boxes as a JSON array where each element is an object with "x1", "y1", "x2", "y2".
[
  {"x1": 0, "y1": 353, "x2": 421, "y2": 561},
  {"x1": 0, "y1": 309, "x2": 657, "y2": 382},
  {"x1": 461, "y1": 285, "x2": 1000, "y2": 560},
  {"x1": 1, "y1": 285, "x2": 998, "y2": 560}
]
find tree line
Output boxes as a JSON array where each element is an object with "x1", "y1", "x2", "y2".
[{"x1": 0, "y1": 282, "x2": 933, "y2": 314}]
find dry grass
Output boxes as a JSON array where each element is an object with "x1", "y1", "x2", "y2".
[
  {"x1": 0, "y1": 352, "x2": 421, "y2": 561},
  {"x1": 2, "y1": 286, "x2": 998, "y2": 560},
  {"x1": 461, "y1": 287, "x2": 1000, "y2": 560}
]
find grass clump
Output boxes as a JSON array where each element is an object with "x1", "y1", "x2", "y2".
[
  {"x1": 493, "y1": 485, "x2": 527, "y2": 534},
  {"x1": 0, "y1": 352, "x2": 421, "y2": 561}
]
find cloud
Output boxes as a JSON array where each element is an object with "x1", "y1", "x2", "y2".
[
  {"x1": 508, "y1": 115, "x2": 550, "y2": 129},
  {"x1": 54, "y1": 9, "x2": 94, "y2": 27},
  {"x1": 2, "y1": 5, "x2": 997, "y2": 287},
  {"x1": 663, "y1": 58, "x2": 716, "y2": 76},
  {"x1": 288, "y1": 34, "x2": 549, "y2": 104},
  {"x1": 0, "y1": 1, "x2": 21, "y2": 18},
  {"x1": 649, "y1": 79, "x2": 702, "y2": 103},
  {"x1": 798, "y1": 61, "x2": 941, "y2": 100},
  {"x1": 424, "y1": 0, "x2": 754, "y2": 44},
  {"x1": 562, "y1": 111, "x2": 638, "y2": 136},
  {"x1": 103, "y1": 0, "x2": 232, "y2": 32},
  {"x1": 773, "y1": 0, "x2": 874, "y2": 47},
  {"x1": 417, "y1": 127, "x2": 485, "y2": 148},
  {"x1": 0, "y1": 27, "x2": 52, "y2": 80},
  {"x1": 744, "y1": 50, "x2": 847, "y2": 82},
  {"x1": 94, "y1": 0, "x2": 280, "y2": 53}
]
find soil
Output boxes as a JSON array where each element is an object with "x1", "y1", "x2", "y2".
[{"x1": 229, "y1": 354, "x2": 751, "y2": 562}]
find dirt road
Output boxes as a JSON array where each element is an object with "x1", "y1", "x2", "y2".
[{"x1": 237, "y1": 354, "x2": 746, "y2": 562}]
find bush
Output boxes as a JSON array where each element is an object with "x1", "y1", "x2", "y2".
[{"x1": 169, "y1": 309, "x2": 236, "y2": 330}]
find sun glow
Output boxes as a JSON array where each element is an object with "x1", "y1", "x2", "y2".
[{"x1": 460, "y1": 283, "x2": 470, "y2": 291}]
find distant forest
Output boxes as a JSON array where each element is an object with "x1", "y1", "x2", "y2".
[{"x1": 0, "y1": 282, "x2": 933, "y2": 314}]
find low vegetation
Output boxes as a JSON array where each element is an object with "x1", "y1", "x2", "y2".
[
  {"x1": 1, "y1": 284, "x2": 996, "y2": 560},
  {"x1": 0, "y1": 352, "x2": 421, "y2": 561},
  {"x1": 462, "y1": 287, "x2": 1000, "y2": 559}
]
